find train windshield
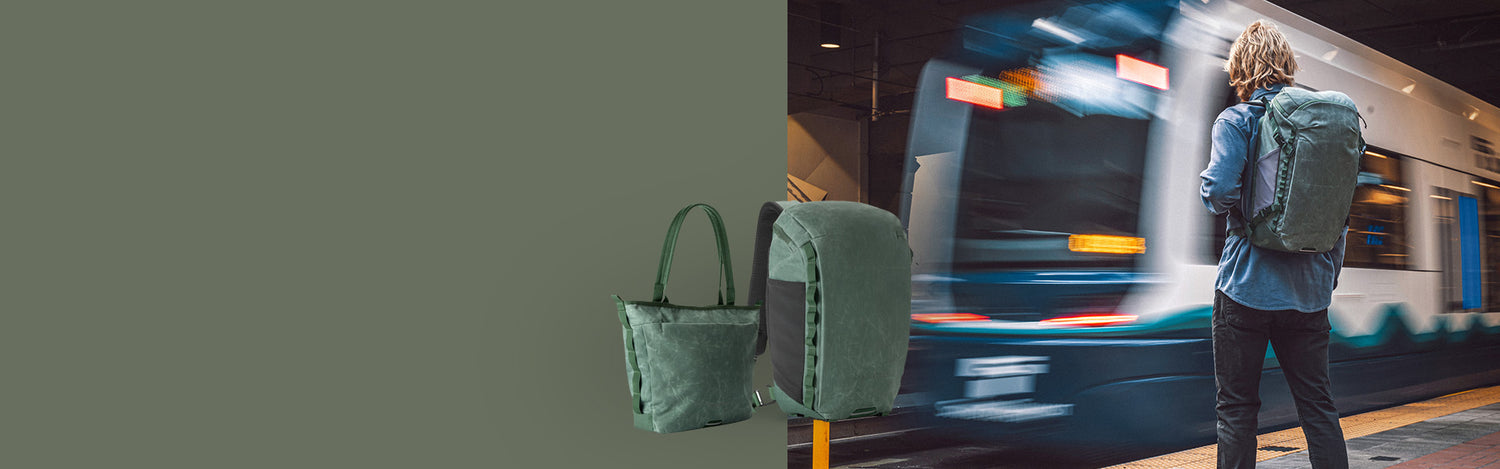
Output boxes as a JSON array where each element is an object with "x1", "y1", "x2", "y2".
[
  {"x1": 915, "y1": 46, "x2": 1167, "y2": 270},
  {"x1": 954, "y1": 84, "x2": 1150, "y2": 269},
  {"x1": 903, "y1": 0, "x2": 1173, "y2": 320}
]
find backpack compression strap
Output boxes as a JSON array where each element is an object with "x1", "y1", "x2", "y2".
[{"x1": 748, "y1": 201, "x2": 795, "y2": 355}]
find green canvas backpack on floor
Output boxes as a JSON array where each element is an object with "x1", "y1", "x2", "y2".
[
  {"x1": 613, "y1": 203, "x2": 761, "y2": 433},
  {"x1": 747, "y1": 201, "x2": 913, "y2": 421},
  {"x1": 1234, "y1": 87, "x2": 1364, "y2": 253}
]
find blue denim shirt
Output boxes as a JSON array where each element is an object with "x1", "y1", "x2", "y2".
[{"x1": 1200, "y1": 84, "x2": 1345, "y2": 313}]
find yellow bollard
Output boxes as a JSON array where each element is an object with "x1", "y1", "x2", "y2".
[{"x1": 812, "y1": 419, "x2": 830, "y2": 469}]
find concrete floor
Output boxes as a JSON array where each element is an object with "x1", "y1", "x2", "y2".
[{"x1": 1256, "y1": 404, "x2": 1500, "y2": 469}]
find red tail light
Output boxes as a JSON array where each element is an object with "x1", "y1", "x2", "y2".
[
  {"x1": 1040, "y1": 314, "x2": 1138, "y2": 327},
  {"x1": 912, "y1": 313, "x2": 991, "y2": 323}
]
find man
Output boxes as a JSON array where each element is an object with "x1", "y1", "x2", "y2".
[{"x1": 1199, "y1": 20, "x2": 1350, "y2": 469}]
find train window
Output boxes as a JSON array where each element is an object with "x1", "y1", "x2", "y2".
[{"x1": 1342, "y1": 148, "x2": 1410, "y2": 269}]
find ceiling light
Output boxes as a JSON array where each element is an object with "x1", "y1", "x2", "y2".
[{"x1": 819, "y1": 2, "x2": 841, "y2": 49}]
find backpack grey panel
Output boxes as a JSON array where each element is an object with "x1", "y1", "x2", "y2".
[
  {"x1": 1247, "y1": 145, "x2": 1280, "y2": 217},
  {"x1": 765, "y1": 278, "x2": 807, "y2": 404},
  {"x1": 767, "y1": 212, "x2": 822, "y2": 416},
  {"x1": 779, "y1": 201, "x2": 913, "y2": 420},
  {"x1": 749, "y1": 201, "x2": 802, "y2": 355}
]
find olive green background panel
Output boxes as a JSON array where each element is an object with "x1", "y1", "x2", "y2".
[{"x1": 3, "y1": 1, "x2": 784, "y2": 468}]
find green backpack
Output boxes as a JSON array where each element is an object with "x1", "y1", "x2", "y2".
[
  {"x1": 1235, "y1": 87, "x2": 1364, "y2": 253},
  {"x1": 747, "y1": 201, "x2": 912, "y2": 421}
]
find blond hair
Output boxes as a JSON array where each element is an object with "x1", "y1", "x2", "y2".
[{"x1": 1224, "y1": 20, "x2": 1298, "y2": 101}]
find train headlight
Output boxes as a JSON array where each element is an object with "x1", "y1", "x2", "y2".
[{"x1": 1067, "y1": 234, "x2": 1146, "y2": 254}]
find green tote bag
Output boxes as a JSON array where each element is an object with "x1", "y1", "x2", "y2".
[{"x1": 612, "y1": 203, "x2": 762, "y2": 433}]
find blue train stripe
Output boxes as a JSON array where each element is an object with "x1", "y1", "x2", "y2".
[{"x1": 1459, "y1": 195, "x2": 1481, "y2": 309}]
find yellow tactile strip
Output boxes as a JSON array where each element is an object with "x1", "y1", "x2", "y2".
[{"x1": 1107, "y1": 385, "x2": 1500, "y2": 469}]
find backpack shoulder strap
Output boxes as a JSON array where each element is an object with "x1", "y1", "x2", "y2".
[
  {"x1": 748, "y1": 201, "x2": 797, "y2": 355},
  {"x1": 1228, "y1": 100, "x2": 1265, "y2": 238}
]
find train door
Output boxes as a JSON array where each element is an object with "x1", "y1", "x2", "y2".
[
  {"x1": 1487, "y1": 183, "x2": 1500, "y2": 312},
  {"x1": 1434, "y1": 178, "x2": 1500, "y2": 313}
]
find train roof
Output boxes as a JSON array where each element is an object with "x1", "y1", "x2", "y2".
[{"x1": 1226, "y1": 0, "x2": 1500, "y2": 134}]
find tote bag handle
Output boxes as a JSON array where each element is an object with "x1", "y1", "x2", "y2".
[{"x1": 654, "y1": 203, "x2": 736, "y2": 305}]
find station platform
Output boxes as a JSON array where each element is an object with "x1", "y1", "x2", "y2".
[{"x1": 1112, "y1": 385, "x2": 1500, "y2": 469}]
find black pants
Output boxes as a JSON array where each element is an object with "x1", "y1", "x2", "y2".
[{"x1": 1213, "y1": 290, "x2": 1347, "y2": 469}]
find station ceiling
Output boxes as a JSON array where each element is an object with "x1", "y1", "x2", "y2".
[{"x1": 787, "y1": 0, "x2": 1500, "y2": 116}]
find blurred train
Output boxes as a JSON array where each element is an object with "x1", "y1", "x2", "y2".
[{"x1": 899, "y1": 0, "x2": 1500, "y2": 453}]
